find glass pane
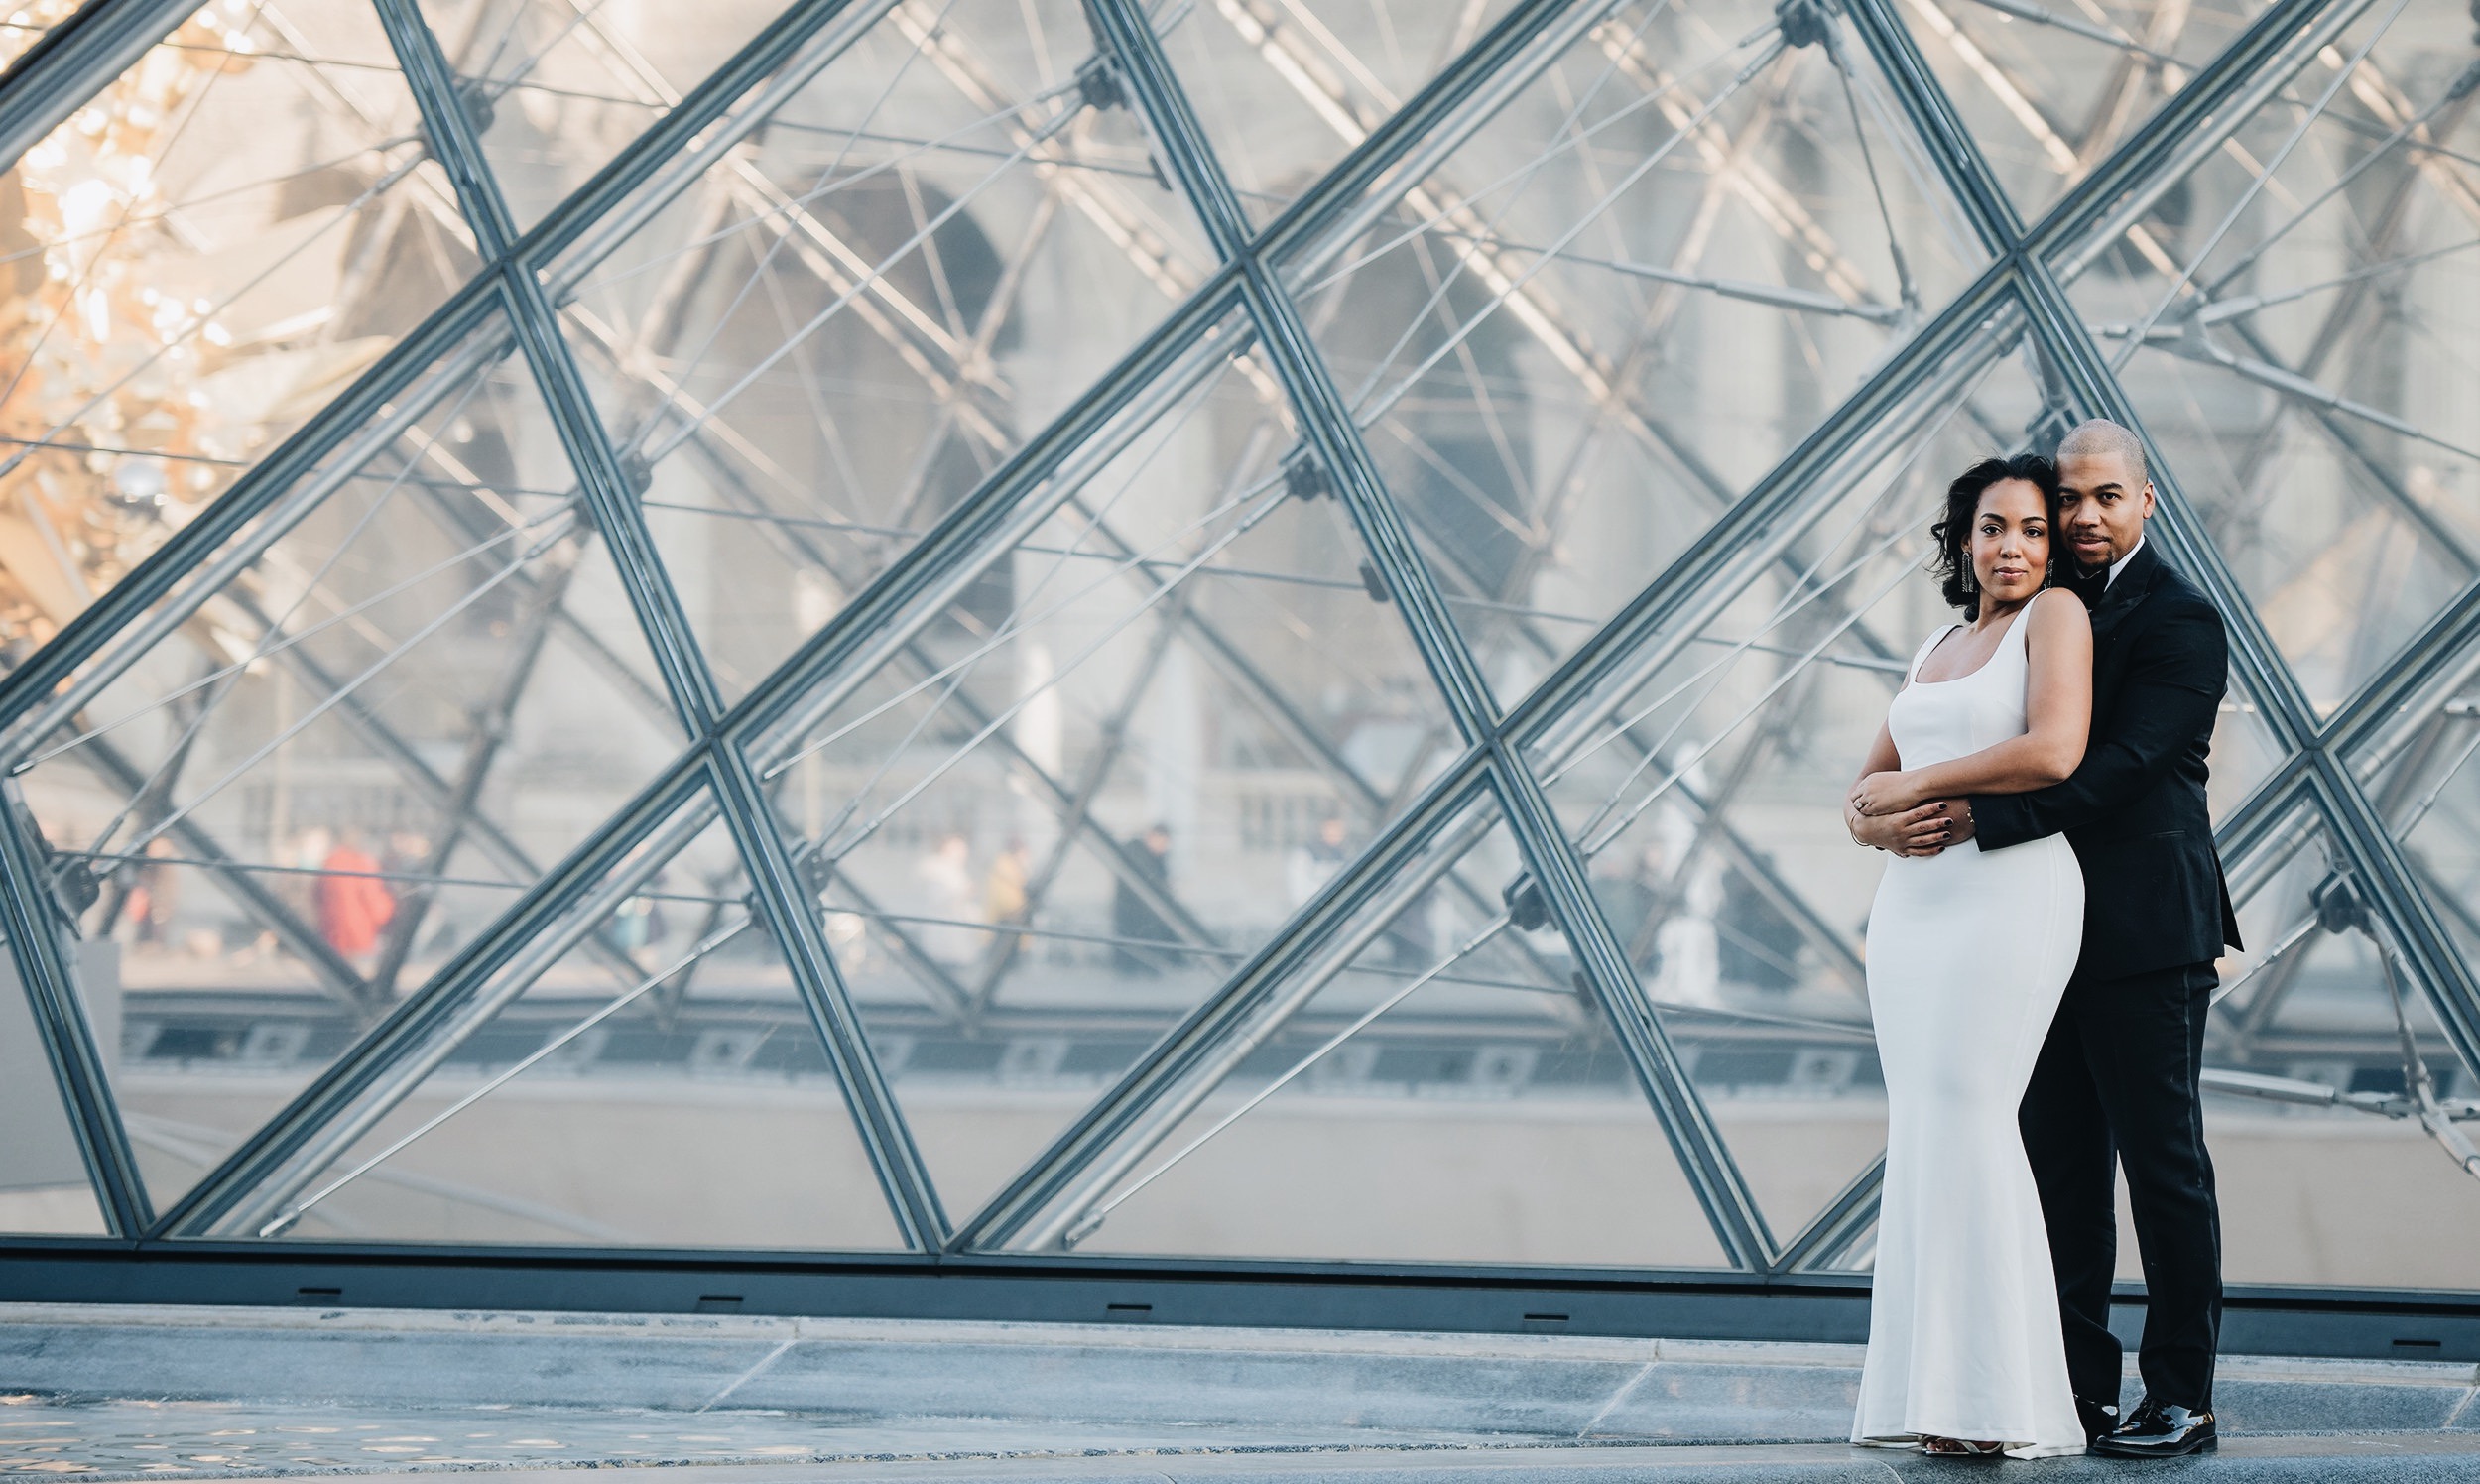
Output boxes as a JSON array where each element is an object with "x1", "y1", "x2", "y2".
[
  {"x1": 2353, "y1": 635, "x2": 2480, "y2": 962},
  {"x1": 1274, "y1": 0, "x2": 1993, "y2": 703},
  {"x1": 992, "y1": 790, "x2": 1732, "y2": 1267},
  {"x1": 1897, "y1": 0, "x2": 2280, "y2": 219},
  {"x1": 0, "y1": 941, "x2": 112, "y2": 1234},
  {"x1": 412, "y1": 0, "x2": 797, "y2": 230},
  {"x1": 750, "y1": 313, "x2": 1476, "y2": 1218},
  {"x1": 211, "y1": 789, "x2": 904, "y2": 1248},
  {"x1": 1157, "y1": 0, "x2": 1526, "y2": 226},
  {"x1": 544, "y1": 0, "x2": 1215, "y2": 702},
  {"x1": 2204, "y1": 667, "x2": 2290, "y2": 821},
  {"x1": 2206, "y1": 806, "x2": 2480, "y2": 1290},
  {"x1": 0, "y1": 0, "x2": 478, "y2": 649},
  {"x1": 2048, "y1": 0, "x2": 2480, "y2": 715},
  {"x1": 13, "y1": 313, "x2": 685, "y2": 1211}
]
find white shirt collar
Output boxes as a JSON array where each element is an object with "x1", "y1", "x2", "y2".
[{"x1": 2106, "y1": 534, "x2": 2147, "y2": 590}]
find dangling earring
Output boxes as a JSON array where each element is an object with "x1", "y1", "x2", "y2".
[{"x1": 1960, "y1": 560, "x2": 1976, "y2": 594}]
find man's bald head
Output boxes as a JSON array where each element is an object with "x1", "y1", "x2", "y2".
[
  {"x1": 2054, "y1": 419, "x2": 2154, "y2": 571},
  {"x1": 2056, "y1": 419, "x2": 2146, "y2": 482}
]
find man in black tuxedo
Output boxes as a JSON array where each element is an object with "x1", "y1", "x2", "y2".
[{"x1": 1850, "y1": 420, "x2": 2242, "y2": 1458}]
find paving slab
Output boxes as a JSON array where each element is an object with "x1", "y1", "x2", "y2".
[
  {"x1": 0, "y1": 1305, "x2": 2476, "y2": 1480},
  {"x1": 727, "y1": 1338, "x2": 1648, "y2": 1434}
]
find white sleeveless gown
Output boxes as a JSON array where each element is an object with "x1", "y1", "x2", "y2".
[{"x1": 1851, "y1": 604, "x2": 2086, "y2": 1458}]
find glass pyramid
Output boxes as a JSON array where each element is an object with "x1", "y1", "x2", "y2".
[{"x1": 0, "y1": 0, "x2": 2474, "y2": 1294}]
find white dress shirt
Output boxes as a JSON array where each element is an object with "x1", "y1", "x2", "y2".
[{"x1": 2106, "y1": 534, "x2": 2146, "y2": 590}]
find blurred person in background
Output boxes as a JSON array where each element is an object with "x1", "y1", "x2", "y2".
[
  {"x1": 316, "y1": 829, "x2": 394, "y2": 967},
  {"x1": 983, "y1": 837, "x2": 1032, "y2": 972},
  {"x1": 1111, "y1": 824, "x2": 1178, "y2": 977},
  {"x1": 284, "y1": 825, "x2": 332, "y2": 928},
  {"x1": 122, "y1": 837, "x2": 181, "y2": 950},
  {"x1": 1286, "y1": 813, "x2": 1350, "y2": 909},
  {"x1": 917, "y1": 831, "x2": 978, "y2": 966}
]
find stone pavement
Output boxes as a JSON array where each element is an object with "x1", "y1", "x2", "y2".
[{"x1": 1, "y1": 1304, "x2": 2476, "y2": 1480}]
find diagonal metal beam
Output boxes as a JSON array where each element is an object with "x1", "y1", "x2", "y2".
[
  {"x1": 2042, "y1": 0, "x2": 2380, "y2": 277},
  {"x1": 0, "y1": 778, "x2": 151, "y2": 1235},
  {"x1": 1771, "y1": 1151, "x2": 1885, "y2": 1274},
  {"x1": 367, "y1": 0, "x2": 719, "y2": 728},
  {"x1": 0, "y1": 0, "x2": 201, "y2": 175},
  {"x1": 710, "y1": 740, "x2": 951, "y2": 1247}
]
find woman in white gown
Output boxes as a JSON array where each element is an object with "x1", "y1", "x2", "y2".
[{"x1": 1845, "y1": 455, "x2": 2093, "y2": 1458}]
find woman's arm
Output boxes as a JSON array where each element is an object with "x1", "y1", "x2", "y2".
[
  {"x1": 1850, "y1": 590, "x2": 2093, "y2": 816},
  {"x1": 1968, "y1": 597, "x2": 2225, "y2": 849},
  {"x1": 1850, "y1": 716, "x2": 1902, "y2": 791}
]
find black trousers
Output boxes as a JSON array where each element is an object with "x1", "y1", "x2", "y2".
[{"x1": 2017, "y1": 960, "x2": 2222, "y2": 1410}]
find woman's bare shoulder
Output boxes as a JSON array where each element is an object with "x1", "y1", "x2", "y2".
[{"x1": 2028, "y1": 586, "x2": 2091, "y2": 633}]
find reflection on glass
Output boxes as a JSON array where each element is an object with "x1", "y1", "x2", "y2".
[{"x1": 0, "y1": 0, "x2": 472, "y2": 652}]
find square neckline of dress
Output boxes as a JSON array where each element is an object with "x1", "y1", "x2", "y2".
[{"x1": 1910, "y1": 600, "x2": 2033, "y2": 687}]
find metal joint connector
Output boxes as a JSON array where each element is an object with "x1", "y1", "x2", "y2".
[
  {"x1": 1777, "y1": 0, "x2": 1843, "y2": 51},
  {"x1": 1283, "y1": 449, "x2": 1330, "y2": 502}
]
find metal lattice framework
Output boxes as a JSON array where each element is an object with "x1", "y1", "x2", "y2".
[{"x1": 1, "y1": 0, "x2": 2477, "y2": 1280}]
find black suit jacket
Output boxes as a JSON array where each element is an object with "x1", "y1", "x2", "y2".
[{"x1": 1970, "y1": 543, "x2": 2245, "y2": 982}]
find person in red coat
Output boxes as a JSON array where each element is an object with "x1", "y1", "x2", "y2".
[{"x1": 317, "y1": 831, "x2": 395, "y2": 963}]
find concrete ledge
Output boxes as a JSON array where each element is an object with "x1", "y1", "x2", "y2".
[{"x1": 10, "y1": 1240, "x2": 2480, "y2": 1364}]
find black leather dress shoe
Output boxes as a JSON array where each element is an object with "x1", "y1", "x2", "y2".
[
  {"x1": 2091, "y1": 1397, "x2": 2216, "y2": 1457},
  {"x1": 2074, "y1": 1395, "x2": 2121, "y2": 1446}
]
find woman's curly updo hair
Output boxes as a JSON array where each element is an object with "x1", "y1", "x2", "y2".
[{"x1": 1931, "y1": 453, "x2": 2062, "y2": 619}]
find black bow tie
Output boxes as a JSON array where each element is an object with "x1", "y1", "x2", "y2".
[{"x1": 2067, "y1": 561, "x2": 2109, "y2": 608}]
